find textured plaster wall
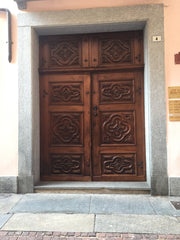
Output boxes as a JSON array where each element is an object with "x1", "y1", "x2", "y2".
[
  {"x1": 0, "y1": 2, "x2": 18, "y2": 175},
  {"x1": 25, "y1": 0, "x2": 174, "y2": 11},
  {"x1": 164, "y1": 0, "x2": 180, "y2": 176},
  {"x1": 0, "y1": 0, "x2": 180, "y2": 177}
]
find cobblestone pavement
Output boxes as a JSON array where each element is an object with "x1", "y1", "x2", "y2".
[{"x1": 0, "y1": 231, "x2": 180, "y2": 240}]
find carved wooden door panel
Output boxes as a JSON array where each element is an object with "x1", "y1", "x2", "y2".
[
  {"x1": 90, "y1": 31, "x2": 143, "y2": 68},
  {"x1": 40, "y1": 73, "x2": 91, "y2": 181},
  {"x1": 39, "y1": 31, "x2": 146, "y2": 181},
  {"x1": 39, "y1": 35, "x2": 89, "y2": 70},
  {"x1": 92, "y1": 71, "x2": 146, "y2": 181}
]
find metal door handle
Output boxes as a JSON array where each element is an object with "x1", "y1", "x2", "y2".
[
  {"x1": 93, "y1": 105, "x2": 98, "y2": 116},
  {"x1": 43, "y1": 89, "x2": 48, "y2": 98}
]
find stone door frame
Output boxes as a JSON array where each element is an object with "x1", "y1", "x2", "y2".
[{"x1": 18, "y1": 4, "x2": 168, "y2": 195}]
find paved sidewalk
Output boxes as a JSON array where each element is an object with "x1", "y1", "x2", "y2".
[
  {"x1": 0, "y1": 231, "x2": 180, "y2": 240},
  {"x1": 0, "y1": 193, "x2": 180, "y2": 238}
]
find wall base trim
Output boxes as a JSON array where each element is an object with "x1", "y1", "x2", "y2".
[
  {"x1": 169, "y1": 177, "x2": 180, "y2": 196},
  {"x1": 1, "y1": 176, "x2": 180, "y2": 196},
  {"x1": 151, "y1": 175, "x2": 169, "y2": 196},
  {"x1": 0, "y1": 176, "x2": 18, "y2": 193},
  {"x1": 18, "y1": 176, "x2": 34, "y2": 193}
]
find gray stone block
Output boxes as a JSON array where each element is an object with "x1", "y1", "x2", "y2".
[
  {"x1": 149, "y1": 196, "x2": 180, "y2": 216},
  {"x1": 90, "y1": 194, "x2": 154, "y2": 215},
  {"x1": 95, "y1": 214, "x2": 180, "y2": 234},
  {"x1": 0, "y1": 177, "x2": 18, "y2": 193},
  {"x1": 2, "y1": 213, "x2": 94, "y2": 232},
  {"x1": 169, "y1": 177, "x2": 180, "y2": 196},
  {"x1": 18, "y1": 176, "x2": 34, "y2": 193},
  {"x1": 151, "y1": 175, "x2": 168, "y2": 196},
  {"x1": 10, "y1": 193, "x2": 91, "y2": 213}
]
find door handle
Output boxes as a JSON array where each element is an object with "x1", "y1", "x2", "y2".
[{"x1": 93, "y1": 105, "x2": 98, "y2": 116}]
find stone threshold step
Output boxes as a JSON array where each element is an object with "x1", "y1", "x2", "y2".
[{"x1": 34, "y1": 181, "x2": 151, "y2": 194}]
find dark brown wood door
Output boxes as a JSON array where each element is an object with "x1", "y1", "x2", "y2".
[
  {"x1": 92, "y1": 71, "x2": 146, "y2": 181},
  {"x1": 40, "y1": 71, "x2": 146, "y2": 181},
  {"x1": 40, "y1": 73, "x2": 91, "y2": 181},
  {"x1": 40, "y1": 31, "x2": 146, "y2": 181}
]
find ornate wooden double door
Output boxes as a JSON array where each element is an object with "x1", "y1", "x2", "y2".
[{"x1": 39, "y1": 31, "x2": 146, "y2": 181}]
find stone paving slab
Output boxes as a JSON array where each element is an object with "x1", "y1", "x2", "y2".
[
  {"x1": 90, "y1": 194, "x2": 155, "y2": 215},
  {"x1": 0, "y1": 194, "x2": 22, "y2": 214},
  {"x1": 95, "y1": 214, "x2": 180, "y2": 234},
  {"x1": 149, "y1": 197, "x2": 180, "y2": 216},
  {"x1": 0, "y1": 214, "x2": 12, "y2": 228},
  {"x1": 10, "y1": 194, "x2": 91, "y2": 213},
  {"x1": 8, "y1": 194, "x2": 180, "y2": 217},
  {"x1": 2, "y1": 213, "x2": 94, "y2": 232}
]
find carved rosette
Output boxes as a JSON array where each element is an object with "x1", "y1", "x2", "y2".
[
  {"x1": 49, "y1": 83, "x2": 82, "y2": 105},
  {"x1": 101, "y1": 112, "x2": 135, "y2": 144},
  {"x1": 49, "y1": 39, "x2": 81, "y2": 67},
  {"x1": 100, "y1": 80, "x2": 134, "y2": 103},
  {"x1": 100, "y1": 39, "x2": 132, "y2": 65},
  {"x1": 50, "y1": 154, "x2": 82, "y2": 174},
  {"x1": 50, "y1": 112, "x2": 82, "y2": 145},
  {"x1": 102, "y1": 154, "x2": 136, "y2": 175}
]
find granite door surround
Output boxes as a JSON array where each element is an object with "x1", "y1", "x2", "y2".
[{"x1": 18, "y1": 4, "x2": 168, "y2": 194}]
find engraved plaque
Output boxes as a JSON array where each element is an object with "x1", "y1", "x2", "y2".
[
  {"x1": 169, "y1": 115, "x2": 180, "y2": 121},
  {"x1": 168, "y1": 87, "x2": 180, "y2": 99},
  {"x1": 169, "y1": 100, "x2": 180, "y2": 121},
  {"x1": 169, "y1": 100, "x2": 180, "y2": 114}
]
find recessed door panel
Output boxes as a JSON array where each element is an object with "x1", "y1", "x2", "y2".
[
  {"x1": 92, "y1": 72, "x2": 146, "y2": 181},
  {"x1": 100, "y1": 111, "x2": 136, "y2": 145},
  {"x1": 40, "y1": 73, "x2": 91, "y2": 181},
  {"x1": 99, "y1": 79, "x2": 135, "y2": 104}
]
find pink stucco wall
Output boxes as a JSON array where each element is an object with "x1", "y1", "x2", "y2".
[
  {"x1": 164, "y1": 0, "x2": 180, "y2": 176},
  {"x1": 0, "y1": 0, "x2": 180, "y2": 176},
  {"x1": 0, "y1": 1, "x2": 18, "y2": 175}
]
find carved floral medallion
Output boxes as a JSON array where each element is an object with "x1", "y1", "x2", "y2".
[
  {"x1": 51, "y1": 154, "x2": 82, "y2": 174},
  {"x1": 50, "y1": 113, "x2": 82, "y2": 145},
  {"x1": 102, "y1": 154, "x2": 136, "y2": 174},
  {"x1": 100, "y1": 80, "x2": 133, "y2": 103},
  {"x1": 102, "y1": 112, "x2": 135, "y2": 144},
  {"x1": 49, "y1": 83, "x2": 82, "y2": 104},
  {"x1": 100, "y1": 39, "x2": 131, "y2": 64},
  {"x1": 50, "y1": 40, "x2": 81, "y2": 67}
]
